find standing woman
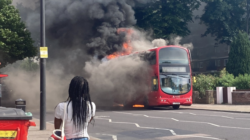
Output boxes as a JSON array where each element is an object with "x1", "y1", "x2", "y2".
[{"x1": 54, "y1": 76, "x2": 96, "y2": 140}]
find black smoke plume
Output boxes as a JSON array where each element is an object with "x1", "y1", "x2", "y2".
[{"x1": 2, "y1": 0, "x2": 153, "y2": 110}]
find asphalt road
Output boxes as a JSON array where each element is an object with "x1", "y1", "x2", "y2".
[{"x1": 32, "y1": 106, "x2": 250, "y2": 140}]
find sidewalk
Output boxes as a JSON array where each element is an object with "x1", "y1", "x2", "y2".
[
  {"x1": 181, "y1": 104, "x2": 250, "y2": 113},
  {"x1": 28, "y1": 118, "x2": 100, "y2": 140}
]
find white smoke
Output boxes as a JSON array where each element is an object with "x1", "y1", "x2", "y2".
[
  {"x1": 1, "y1": 62, "x2": 74, "y2": 112},
  {"x1": 152, "y1": 39, "x2": 167, "y2": 48},
  {"x1": 85, "y1": 56, "x2": 151, "y2": 107}
]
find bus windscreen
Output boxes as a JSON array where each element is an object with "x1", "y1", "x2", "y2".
[
  {"x1": 160, "y1": 74, "x2": 191, "y2": 94},
  {"x1": 159, "y1": 47, "x2": 188, "y2": 65}
]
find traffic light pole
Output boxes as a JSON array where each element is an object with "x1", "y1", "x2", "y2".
[{"x1": 40, "y1": 0, "x2": 46, "y2": 130}]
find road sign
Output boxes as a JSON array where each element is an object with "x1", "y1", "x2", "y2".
[{"x1": 40, "y1": 47, "x2": 48, "y2": 58}]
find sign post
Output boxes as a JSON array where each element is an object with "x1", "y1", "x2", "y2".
[
  {"x1": 40, "y1": 0, "x2": 46, "y2": 130},
  {"x1": 0, "y1": 84, "x2": 2, "y2": 106}
]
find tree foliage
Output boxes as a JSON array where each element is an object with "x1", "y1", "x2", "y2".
[
  {"x1": 200, "y1": 0, "x2": 246, "y2": 45},
  {"x1": 134, "y1": 0, "x2": 200, "y2": 39},
  {"x1": 0, "y1": 0, "x2": 37, "y2": 68},
  {"x1": 226, "y1": 31, "x2": 250, "y2": 76},
  {"x1": 233, "y1": 74, "x2": 250, "y2": 89}
]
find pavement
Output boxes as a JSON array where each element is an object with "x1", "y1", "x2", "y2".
[
  {"x1": 181, "y1": 103, "x2": 250, "y2": 113},
  {"x1": 27, "y1": 104, "x2": 250, "y2": 140}
]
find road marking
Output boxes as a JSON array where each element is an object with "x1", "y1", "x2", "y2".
[
  {"x1": 199, "y1": 114, "x2": 234, "y2": 119},
  {"x1": 95, "y1": 117, "x2": 176, "y2": 135},
  {"x1": 114, "y1": 111, "x2": 250, "y2": 130},
  {"x1": 235, "y1": 118, "x2": 250, "y2": 120},
  {"x1": 171, "y1": 118, "x2": 179, "y2": 121},
  {"x1": 158, "y1": 134, "x2": 223, "y2": 140},
  {"x1": 160, "y1": 111, "x2": 235, "y2": 119},
  {"x1": 95, "y1": 116, "x2": 110, "y2": 118},
  {"x1": 189, "y1": 113, "x2": 196, "y2": 115},
  {"x1": 96, "y1": 133, "x2": 117, "y2": 140},
  {"x1": 213, "y1": 112, "x2": 250, "y2": 115},
  {"x1": 95, "y1": 117, "x2": 222, "y2": 140}
]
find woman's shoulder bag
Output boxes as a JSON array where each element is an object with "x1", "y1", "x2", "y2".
[{"x1": 48, "y1": 103, "x2": 67, "y2": 140}]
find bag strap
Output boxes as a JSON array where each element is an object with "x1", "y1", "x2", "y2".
[{"x1": 61, "y1": 102, "x2": 67, "y2": 138}]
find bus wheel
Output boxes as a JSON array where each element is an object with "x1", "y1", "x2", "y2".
[
  {"x1": 172, "y1": 105, "x2": 180, "y2": 110},
  {"x1": 144, "y1": 97, "x2": 153, "y2": 109}
]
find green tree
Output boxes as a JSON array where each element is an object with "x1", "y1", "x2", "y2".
[
  {"x1": 134, "y1": 0, "x2": 200, "y2": 39},
  {"x1": 200, "y1": 0, "x2": 246, "y2": 45},
  {"x1": 226, "y1": 31, "x2": 250, "y2": 76},
  {"x1": 0, "y1": 0, "x2": 37, "y2": 68}
]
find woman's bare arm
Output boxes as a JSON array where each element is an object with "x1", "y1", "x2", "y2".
[{"x1": 54, "y1": 117, "x2": 62, "y2": 129}]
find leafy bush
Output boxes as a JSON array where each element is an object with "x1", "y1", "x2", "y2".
[
  {"x1": 216, "y1": 68, "x2": 235, "y2": 87},
  {"x1": 193, "y1": 68, "x2": 250, "y2": 94},
  {"x1": 193, "y1": 74, "x2": 217, "y2": 98},
  {"x1": 233, "y1": 74, "x2": 250, "y2": 89}
]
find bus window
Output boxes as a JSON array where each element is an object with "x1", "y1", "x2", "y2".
[{"x1": 159, "y1": 47, "x2": 188, "y2": 65}]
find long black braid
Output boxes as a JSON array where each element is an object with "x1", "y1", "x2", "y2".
[{"x1": 66, "y1": 76, "x2": 94, "y2": 130}]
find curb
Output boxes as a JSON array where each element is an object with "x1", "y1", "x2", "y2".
[
  {"x1": 181, "y1": 107, "x2": 250, "y2": 113},
  {"x1": 181, "y1": 105, "x2": 250, "y2": 113}
]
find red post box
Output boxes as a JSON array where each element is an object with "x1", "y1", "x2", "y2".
[{"x1": 0, "y1": 107, "x2": 36, "y2": 140}]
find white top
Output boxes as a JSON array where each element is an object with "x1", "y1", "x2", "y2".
[{"x1": 55, "y1": 101, "x2": 96, "y2": 139}]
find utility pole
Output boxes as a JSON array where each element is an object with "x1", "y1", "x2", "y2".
[
  {"x1": 247, "y1": 0, "x2": 249, "y2": 35},
  {"x1": 40, "y1": 0, "x2": 46, "y2": 130}
]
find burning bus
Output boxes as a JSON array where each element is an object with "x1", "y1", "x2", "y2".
[{"x1": 107, "y1": 29, "x2": 192, "y2": 109}]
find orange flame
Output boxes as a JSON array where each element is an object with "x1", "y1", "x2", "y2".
[
  {"x1": 133, "y1": 104, "x2": 144, "y2": 108},
  {"x1": 107, "y1": 28, "x2": 133, "y2": 59}
]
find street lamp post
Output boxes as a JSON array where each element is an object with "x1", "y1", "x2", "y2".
[{"x1": 40, "y1": 0, "x2": 46, "y2": 130}]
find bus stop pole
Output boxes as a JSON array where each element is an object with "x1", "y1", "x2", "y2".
[{"x1": 40, "y1": 0, "x2": 46, "y2": 130}]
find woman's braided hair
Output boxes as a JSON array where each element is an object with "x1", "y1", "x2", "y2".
[{"x1": 67, "y1": 76, "x2": 93, "y2": 130}]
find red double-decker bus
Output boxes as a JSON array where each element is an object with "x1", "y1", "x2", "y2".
[
  {"x1": 115, "y1": 45, "x2": 193, "y2": 109},
  {"x1": 107, "y1": 28, "x2": 192, "y2": 109},
  {"x1": 141, "y1": 45, "x2": 192, "y2": 109}
]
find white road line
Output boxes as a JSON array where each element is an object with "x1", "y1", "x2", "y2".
[
  {"x1": 199, "y1": 114, "x2": 234, "y2": 119},
  {"x1": 162, "y1": 111, "x2": 183, "y2": 114},
  {"x1": 160, "y1": 111, "x2": 235, "y2": 119},
  {"x1": 171, "y1": 118, "x2": 179, "y2": 121},
  {"x1": 96, "y1": 133, "x2": 117, "y2": 140},
  {"x1": 235, "y1": 118, "x2": 250, "y2": 120},
  {"x1": 161, "y1": 134, "x2": 223, "y2": 140},
  {"x1": 95, "y1": 118, "x2": 176, "y2": 135},
  {"x1": 213, "y1": 112, "x2": 250, "y2": 116},
  {"x1": 95, "y1": 116, "x2": 110, "y2": 118},
  {"x1": 189, "y1": 113, "x2": 196, "y2": 115},
  {"x1": 95, "y1": 117, "x2": 222, "y2": 140},
  {"x1": 114, "y1": 111, "x2": 250, "y2": 130}
]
